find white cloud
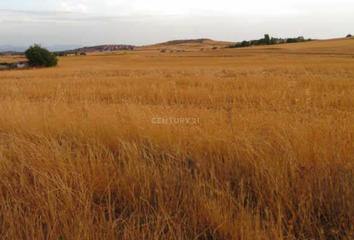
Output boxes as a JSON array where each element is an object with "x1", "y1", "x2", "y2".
[
  {"x1": 61, "y1": 0, "x2": 354, "y2": 16},
  {"x1": 74, "y1": 0, "x2": 298, "y2": 16},
  {"x1": 0, "y1": 0, "x2": 353, "y2": 47}
]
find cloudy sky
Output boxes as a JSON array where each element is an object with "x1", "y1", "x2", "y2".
[{"x1": 0, "y1": 0, "x2": 353, "y2": 49}]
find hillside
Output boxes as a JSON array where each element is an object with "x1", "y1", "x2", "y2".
[
  {"x1": 226, "y1": 37, "x2": 354, "y2": 55},
  {"x1": 137, "y1": 38, "x2": 235, "y2": 51},
  {"x1": 0, "y1": 51, "x2": 24, "y2": 56},
  {"x1": 135, "y1": 36, "x2": 354, "y2": 56},
  {"x1": 159, "y1": 39, "x2": 211, "y2": 45},
  {"x1": 66, "y1": 44, "x2": 135, "y2": 53}
]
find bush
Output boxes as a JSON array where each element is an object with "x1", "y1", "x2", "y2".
[
  {"x1": 270, "y1": 37, "x2": 277, "y2": 45},
  {"x1": 80, "y1": 52, "x2": 87, "y2": 56},
  {"x1": 286, "y1": 38, "x2": 298, "y2": 43},
  {"x1": 54, "y1": 52, "x2": 67, "y2": 57},
  {"x1": 25, "y1": 44, "x2": 58, "y2": 67},
  {"x1": 240, "y1": 41, "x2": 250, "y2": 47},
  {"x1": 347, "y1": 34, "x2": 352, "y2": 38}
]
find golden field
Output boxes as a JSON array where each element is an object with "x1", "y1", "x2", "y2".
[{"x1": 0, "y1": 38, "x2": 354, "y2": 239}]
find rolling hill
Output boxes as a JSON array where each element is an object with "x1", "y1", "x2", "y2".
[
  {"x1": 137, "y1": 38, "x2": 235, "y2": 51},
  {"x1": 225, "y1": 37, "x2": 354, "y2": 55},
  {"x1": 135, "y1": 36, "x2": 354, "y2": 56}
]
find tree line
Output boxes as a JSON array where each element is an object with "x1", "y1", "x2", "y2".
[{"x1": 227, "y1": 34, "x2": 314, "y2": 49}]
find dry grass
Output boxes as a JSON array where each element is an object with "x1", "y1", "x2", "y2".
[
  {"x1": 138, "y1": 39, "x2": 234, "y2": 52},
  {"x1": 0, "y1": 39, "x2": 354, "y2": 239}
]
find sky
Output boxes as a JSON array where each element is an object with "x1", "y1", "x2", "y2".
[{"x1": 0, "y1": 0, "x2": 353, "y2": 50}]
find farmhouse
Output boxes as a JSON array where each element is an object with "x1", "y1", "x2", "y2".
[{"x1": 14, "y1": 62, "x2": 30, "y2": 69}]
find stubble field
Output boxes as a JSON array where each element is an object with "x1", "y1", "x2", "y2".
[{"x1": 0, "y1": 38, "x2": 354, "y2": 239}]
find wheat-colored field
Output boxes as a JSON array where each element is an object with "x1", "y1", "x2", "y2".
[{"x1": 0, "y1": 38, "x2": 354, "y2": 239}]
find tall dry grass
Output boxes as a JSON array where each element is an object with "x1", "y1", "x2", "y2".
[{"x1": 0, "y1": 50, "x2": 354, "y2": 239}]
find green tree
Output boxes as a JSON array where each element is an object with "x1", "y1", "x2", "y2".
[
  {"x1": 270, "y1": 37, "x2": 277, "y2": 45},
  {"x1": 25, "y1": 44, "x2": 58, "y2": 67},
  {"x1": 54, "y1": 52, "x2": 67, "y2": 57},
  {"x1": 347, "y1": 34, "x2": 352, "y2": 38},
  {"x1": 264, "y1": 34, "x2": 271, "y2": 45},
  {"x1": 240, "y1": 41, "x2": 249, "y2": 47},
  {"x1": 286, "y1": 38, "x2": 298, "y2": 43}
]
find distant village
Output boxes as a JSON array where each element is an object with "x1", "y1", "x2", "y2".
[
  {"x1": 69, "y1": 44, "x2": 135, "y2": 53},
  {"x1": 53, "y1": 45, "x2": 135, "y2": 56}
]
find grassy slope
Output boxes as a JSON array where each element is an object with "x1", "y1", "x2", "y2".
[
  {"x1": 228, "y1": 37, "x2": 354, "y2": 55},
  {"x1": 0, "y1": 38, "x2": 354, "y2": 239},
  {"x1": 137, "y1": 39, "x2": 235, "y2": 51}
]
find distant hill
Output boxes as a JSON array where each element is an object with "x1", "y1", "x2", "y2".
[
  {"x1": 138, "y1": 39, "x2": 235, "y2": 51},
  {"x1": 224, "y1": 37, "x2": 354, "y2": 56},
  {"x1": 0, "y1": 44, "x2": 135, "y2": 55},
  {"x1": 46, "y1": 45, "x2": 84, "y2": 52},
  {"x1": 0, "y1": 45, "x2": 84, "y2": 53},
  {"x1": 0, "y1": 45, "x2": 27, "y2": 52},
  {"x1": 66, "y1": 45, "x2": 135, "y2": 53},
  {"x1": 0, "y1": 51, "x2": 24, "y2": 56},
  {"x1": 159, "y1": 39, "x2": 212, "y2": 45}
]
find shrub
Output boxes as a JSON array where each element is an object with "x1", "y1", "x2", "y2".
[
  {"x1": 347, "y1": 34, "x2": 352, "y2": 38},
  {"x1": 54, "y1": 52, "x2": 67, "y2": 57},
  {"x1": 212, "y1": 47, "x2": 218, "y2": 50},
  {"x1": 270, "y1": 37, "x2": 278, "y2": 45},
  {"x1": 80, "y1": 52, "x2": 87, "y2": 56},
  {"x1": 286, "y1": 38, "x2": 298, "y2": 43},
  {"x1": 227, "y1": 43, "x2": 240, "y2": 48},
  {"x1": 240, "y1": 41, "x2": 250, "y2": 47},
  {"x1": 25, "y1": 44, "x2": 58, "y2": 67},
  {"x1": 250, "y1": 40, "x2": 259, "y2": 46}
]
